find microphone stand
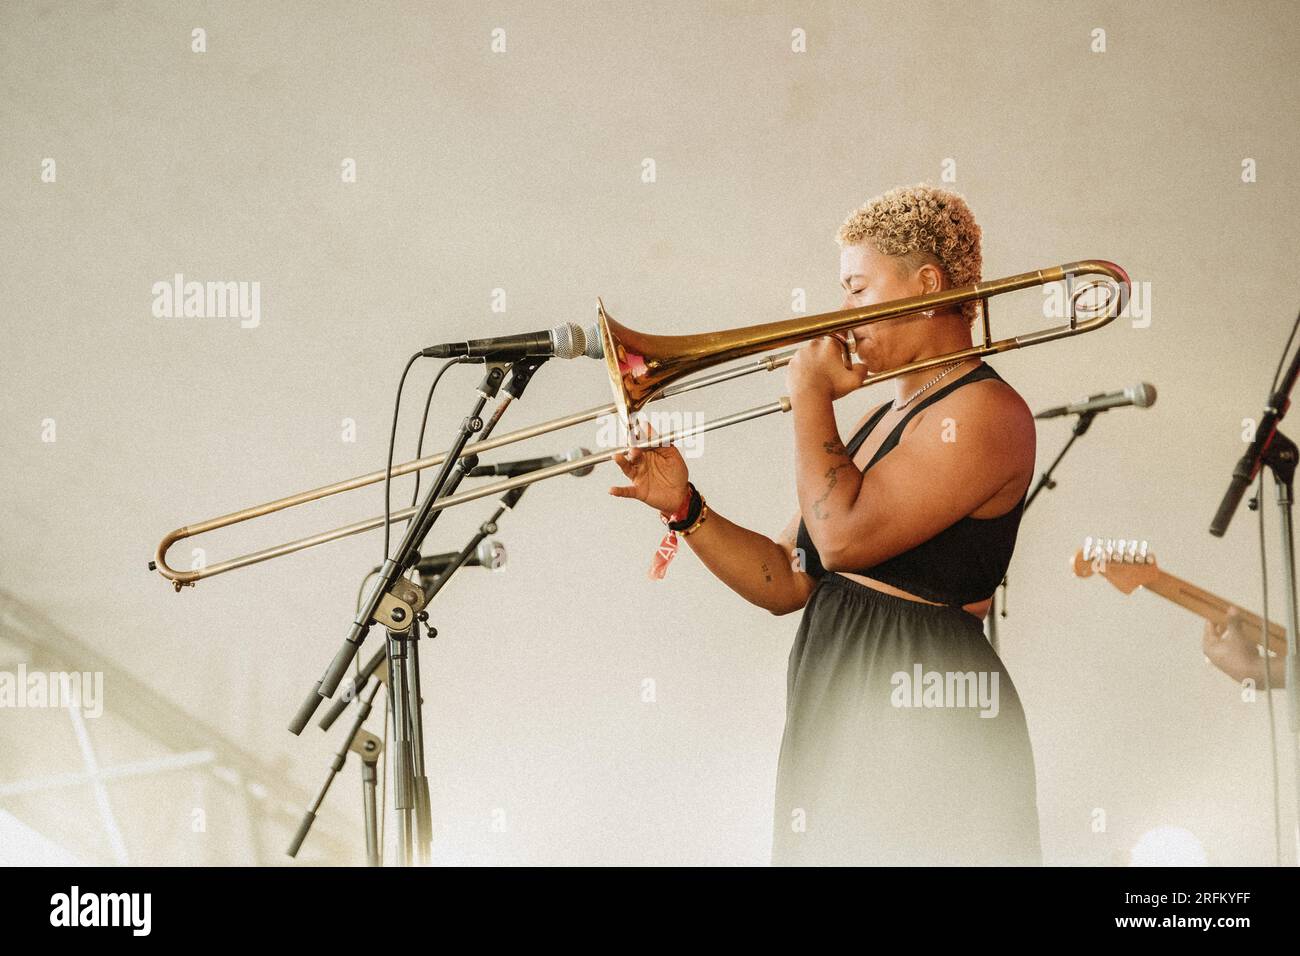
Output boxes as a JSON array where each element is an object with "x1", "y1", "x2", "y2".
[
  {"x1": 386, "y1": 620, "x2": 418, "y2": 864},
  {"x1": 288, "y1": 359, "x2": 512, "y2": 734},
  {"x1": 289, "y1": 355, "x2": 547, "y2": 729},
  {"x1": 310, "y1": 485, "x2": 531, "y2": 864},
  {"x1": 355, "y1": 729, "x2": 383, "y2": 866},
  {"x1": 288, "y1": 356, "x2": 548, "y2": 864},
  {"x1": 287, "y1": 675, "x2": 385, "y2": 863},
  {"x1": 1025, "y1": 410, "x2": 1099, "y2": 510},
  {"x1": 1209, "y1": 329, "x2": 1300, "y2": 862},
  {"x1": 410, "y1": 488, "x2": 530, "y2": 863},
  {"x1": 423, "y1": 486, "x2": 526, "y2": 603},
  {"x1": 317, "y1": 513, "x2": 522, "y2": 732},
  {"x1": 988, "y1": 410, "x2": 1097, "y2": 652}
]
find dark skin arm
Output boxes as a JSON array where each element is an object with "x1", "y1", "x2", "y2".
[
  {"x1": 787, "y1": 338, "x2": 1033, "y2": 572},
  {"x1": 609, "y1": 420, "x2": 815, "y2": 615},
  {"x1": 679, "y1": 506, "x2": 816, "y2": 615}
]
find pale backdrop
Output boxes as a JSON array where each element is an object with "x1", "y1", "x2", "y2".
[{"x1": 1, "y1": 0, "x2": 1298, "y2": 865}]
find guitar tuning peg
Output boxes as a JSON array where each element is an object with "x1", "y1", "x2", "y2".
[{"x1": 1137, "y1": 540, "x2": 1150, "y2": 563}]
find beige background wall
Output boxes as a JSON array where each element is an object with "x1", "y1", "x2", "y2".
[{"x1": 1, "y1": 0, "x2": 1297, "y2": 864}]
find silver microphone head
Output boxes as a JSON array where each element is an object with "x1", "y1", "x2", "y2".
[
  {"x1": 1128, "y1": 382, "x2": 1157, "y2": 408},
  {"x1": 582, "y1": 323, "x2": 605, "y2": 359},
  {"x1": 548, "y1": 322, "x2": 585, "y2": 360},
  {"x1": 564, "y1": 447, "x2": 595, "y2": 477},
  {"x1": 474, "y1": 538, "x2": 508, "y2": 571}
]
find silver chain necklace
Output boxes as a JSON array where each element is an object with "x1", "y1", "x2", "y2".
[{"x1": 893, "y1": 360, "x2": 967, "y2": 411}]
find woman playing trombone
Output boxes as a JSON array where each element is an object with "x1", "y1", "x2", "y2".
[{"x1": 610, "y1": 184, "x2": 1042, "y2": 866}]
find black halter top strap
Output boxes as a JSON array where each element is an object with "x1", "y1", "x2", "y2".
[{"x1": 794, "y1": 362, "x2": 1024, "y2": 607}]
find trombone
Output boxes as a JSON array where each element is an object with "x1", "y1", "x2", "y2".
[{"x1": 151, "y1": 259, "x2": 1130, "y2": 590}]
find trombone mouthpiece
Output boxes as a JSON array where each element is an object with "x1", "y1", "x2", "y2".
[{"x1": 842, "y1": 329, "x2": 859, "y2": 364}]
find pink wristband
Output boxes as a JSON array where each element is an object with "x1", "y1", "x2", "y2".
[
  {"x1": 660, "y1": 486, "x2": 692, "y2": 525},
  {"x1": 650, "y1": 485, "x2": 693, "y2": 580}
]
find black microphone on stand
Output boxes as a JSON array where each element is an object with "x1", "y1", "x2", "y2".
[
  {"x1": 1034, "y1": 382, "x2": 1157, "y2": 419},
  {"x1": 990, "y1": 379, "x2": 1157, "y2": 655},
  {"x1": 467, "y1": 447, "x2": 594, "y2": 479},
  {"x1": 422, "y1": 322, "x2": 591, "y2": 361}
]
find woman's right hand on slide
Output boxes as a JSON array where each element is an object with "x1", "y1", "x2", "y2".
[{"x1": 608, "y1": 417, "x2": 690, "y2": 514}]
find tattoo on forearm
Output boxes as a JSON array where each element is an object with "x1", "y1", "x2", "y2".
[
  {"x1": 822, "y1": 439, "x2": 846, "y2": 456},
  {"x1": 761, "y1": 561, "x2": 772, "y2": 584},
  {"x1": 812, "y1": 462, "x2": 855, "y2": 521}
]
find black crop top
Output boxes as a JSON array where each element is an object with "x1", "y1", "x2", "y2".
[{"x1": 794, "y1": 363, "x2": 1024, "y2": 607}]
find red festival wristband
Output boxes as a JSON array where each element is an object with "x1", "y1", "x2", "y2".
[
  {"x1": 660, "y1": 485, "x2": 693, "y2": 525},
  {"x1": 650, "y1": 484, "x2": 696, "y2": 580}
]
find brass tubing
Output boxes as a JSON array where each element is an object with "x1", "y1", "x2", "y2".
[{"x1": 152, "y1": 260, "x2": 1129, "y2": 588}]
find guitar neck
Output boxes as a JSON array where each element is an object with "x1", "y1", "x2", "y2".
[{"x1": 1142, "y1": 570, "x2": 1288, "y2": 655}]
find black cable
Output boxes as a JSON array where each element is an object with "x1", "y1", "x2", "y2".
[
  {"x1": 377, "y1": 355, "x2": 466, "y2": 863},
  {"x1": 382, "y1": 356, "x2": 470, "y2": 564},
  {"x1": 383, "y1": 356, "x2": 464, "y2": 560},
  {"x1": 1256, "y1": 312, "x2": 1298, "y2": 864},
  {"x1": 410, "y1": 356, "x2": 467, "y2": 510},
  {"x1": 355, "y1": 570, "x2": 378, "y2": 614},
  {"x1": 369, "y1": 354, "x2": 467, "y2": 864},
  {"x1": 393, "y1": 361, "x2": 465, "y2": 863},
  {"x1": 383, "y1": 352, "x2": 423, "y2": 561}
]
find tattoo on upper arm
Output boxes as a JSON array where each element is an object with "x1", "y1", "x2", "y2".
[
  {"x1": 760, "y1": 560, "x2": 772, "y2": 584},
  {"x1": 822, "y1": 438, "x2": 846, "y2": 456},
  {"x1": 812, "y1": 462, "x2": 855, "y2": 521}
]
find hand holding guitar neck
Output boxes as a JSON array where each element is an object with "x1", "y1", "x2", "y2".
[
  {"x1": 1202, "y1": 609, "x2": 1287, "y2": 688},
  {"x1": 1070, "y1": 537, "x2": 1287, "y2": 686}
]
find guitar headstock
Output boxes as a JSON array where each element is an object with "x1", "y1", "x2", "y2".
[{"x1": 1070, "y1": 537, "x2": 1160, "y2": 594}]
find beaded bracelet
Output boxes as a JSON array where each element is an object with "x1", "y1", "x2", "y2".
[{"x1": 678, "y1": 500, "x2": 710, "y2": 536}]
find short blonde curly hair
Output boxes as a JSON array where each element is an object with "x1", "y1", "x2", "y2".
[{"x1": 836, "y1": 183, "x2": 982, "y2": 323}]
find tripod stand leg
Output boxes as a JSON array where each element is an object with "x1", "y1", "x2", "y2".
[
  {"x1": 407, "y1": 626, "x2": 434, "y2": 864},
  {"x1": 386, "y1": 627, "x2": 415, "y2": 866},
  {"x1": 361, "y1": 754, "x2": 380, "y2": 867},
  {"x1": 346, "y1": 727, "x2": 384, "y2": 867}
]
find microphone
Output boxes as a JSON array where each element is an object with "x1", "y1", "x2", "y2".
[
  {"x1": 583, "y1": 324, "x2": 605, "y2": 359},
  {"x1": 1034, "y1": 382, "x2": 1157, "y2": 420},
  {"x1": 467, "y1": 447, "x2": 594, "y2": 478},
  {"x1": 422, "y1": 323, "x2": 588, "y2": 361},
  {"x1": 373, "y1": 539, "x2": 508, "y2": 577}
]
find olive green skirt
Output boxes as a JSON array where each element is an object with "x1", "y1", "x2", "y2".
[{"x1": 772, "y1": 573, "x2": 1042, "y2": 866}]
